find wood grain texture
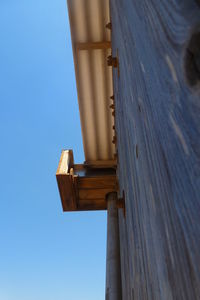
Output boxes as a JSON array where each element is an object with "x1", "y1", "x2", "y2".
[
  {"x1": 56, "y1": 174, "x2": 77, "y2": 211},
  {"x1": 110, "y1": 0, "x2": 200, "y2": 299},
  {"x1": 78, "y1": 199, "x2": 106, "y2": 211},
  {"x1": 78, "y1": 175, "x2": 117, "y2": 189},
  {"x1": 56, "y1": 150, "x2": 77, "y2": 211},
  {"x1": 79, "y1": 188, "x2": 115, "y2": 200}
]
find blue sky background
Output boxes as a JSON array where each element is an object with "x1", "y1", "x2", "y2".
[{"x1": 0, "y1": 1, "x2": 106, "y2": 299}]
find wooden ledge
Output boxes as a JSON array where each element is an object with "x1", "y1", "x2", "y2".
[{"x1": 56, "y1": 150, "x2": 118, "y2": 212}]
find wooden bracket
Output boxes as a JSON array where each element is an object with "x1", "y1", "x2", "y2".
[
  {"x1": 110, "y1": 95, "x2": 115, "y2": 100},
  {"x1": 106, "y1": 22, "x2": 112, "y2": 30},
  {"x1": 107, "y1": 55, "x2": 118, "y2": 68}
]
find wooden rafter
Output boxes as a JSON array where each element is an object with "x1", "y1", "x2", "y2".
[{"x1": 76, "y1": 41, "x2": 111, "y2": 51}]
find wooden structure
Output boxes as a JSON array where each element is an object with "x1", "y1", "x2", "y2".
[
  {"x1": 111, "y1": 0, "x2": 200, "y2": 299},
  {"x1": 57, "y1": 0, "x2": 200, "y2": 299},
  {"x1": 56, "y1": 150, "x2": 118, "y2": 211}
]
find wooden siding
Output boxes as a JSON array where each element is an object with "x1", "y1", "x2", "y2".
[{"x1": 110, "y1": 0, "x2": 200, "y2": 299}]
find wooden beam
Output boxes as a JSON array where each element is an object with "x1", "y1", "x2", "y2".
[
  {"x1": 78, "y1": 176, "x2": 117, "y2": 189},
  {"x1": 78, "y1": 199, "x2": 107, "y2": 211},
  {"x1": 84, "y1": 159, "x2": 117, "y2": 169},
  {"x1": 79, "y1": 188, "x2": 115, "y2": 200},
  {"x1": 76, "y1": 41, "x2": 111, "y2": 51},
  {"x1": 56, "y1": 151, "x2": 118, "y2": 212},
  {"x1": 56, "y1": 174, "x2": 77, "y2": 211},
  {"x1": 56, "y1": 150, "x2": 77, "y2": 211},
  {"x1": 56, "y1": 149, "x2": 74, "y2": 175}
]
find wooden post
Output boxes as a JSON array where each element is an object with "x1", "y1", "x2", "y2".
[{"x1": 105, "y1": 192, "x2": 122, "y2": 300}]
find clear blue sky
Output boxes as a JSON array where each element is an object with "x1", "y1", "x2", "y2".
[{"x1": 0, "y1": 1, "x2": 106, "y2": 299}]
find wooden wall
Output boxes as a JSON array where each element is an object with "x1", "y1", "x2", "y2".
[{"x1": 110, "y1": 0, "x2": 200, "y2": 299}]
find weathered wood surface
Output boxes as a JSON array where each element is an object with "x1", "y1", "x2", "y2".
[
  {"x1": 56, "y1": 150, "x2": 77, "y2": 211},
  {"x1": 106, "y1": 192, "x2": 122, "y2": 300},
  {"x1": 110, "y1": 0, "x2": 200, "y2": 299}
]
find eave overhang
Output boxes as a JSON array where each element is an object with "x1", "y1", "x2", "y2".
[
  {"x1": 67, "y1": 0, "x2": 115, "y2": 161},
  {"x1": 56, "y1": 0, "x2": 119, "y2": 212}
]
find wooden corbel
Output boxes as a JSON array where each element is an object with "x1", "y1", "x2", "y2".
[{"x1": 107, "y1": 55, "x2": 118, "y2": 68}]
